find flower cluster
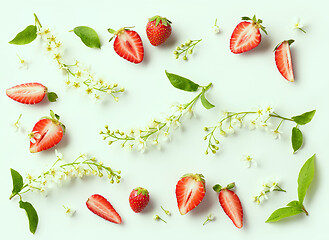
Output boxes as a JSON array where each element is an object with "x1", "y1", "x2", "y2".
[
  {"x1": 34, "y1": 15, "x2": 124, "y2": 102},
  {"x1": 203, "y1": 106, "x2": 294, "y2": 154},
  {"x1": 23, "y1": 151, "x2": 121, "y2": 197},
  {"x1": 173, "y1": 39, "x2": 202, "y2": 60},
  {"x1": 252, "y1": 179, "x2": 286, "y2": 205},
  {"x1": 100, "y1": 100, "x2": 196, "y2": 153}
]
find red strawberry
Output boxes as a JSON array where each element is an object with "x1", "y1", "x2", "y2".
[
  {"x1": 86, "y1": 194, "x2": 122, "y2": 224},
  {"x1": 129, "y1": 187, "x2": 150, "y2": 213},
  {"x1": 274, "y1": 39, "x2": 295, "y2": 82},
  {"x1": 213, "y1": 183, "x2": 243, "y2": 229},
  {"x1": 146, "y1": 15, "x2": 172, "y2": 46},
  {"x1": 29, "y1": 110, "x2": 65, "y2": 153},
  {"x1": 108, "y1": 27, "x2": 144, "y2": 63},
  {"x1": 6, "y1": 83, "x2": 58, "y2": 104},
  {"x1": 176, "y1": 173, "x2": 206, "y2": 215},
  {"x1": 230, "y1": 15, "x2": 267, "y2": 54}
]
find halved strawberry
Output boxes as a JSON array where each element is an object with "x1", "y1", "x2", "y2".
[
  {"x1": 108, "y1": 27, "x2": 144, "y2": 63},
  {"x1": 213, "y1": 183, "x2": 243, "y2": 229},
  {"x1": 86, "y1": 194, "x2": 122, "y2": 224},
  {"x1": 29, "y1": 110, "x2": 65, "y2": 153},
  {"x1": 6, "y1": 82, "x2": 58, "y2": 104},
  {"x1": 274, "y1": 40, "x2": 295, "y2": 82},
  {"x1": 175, "y1": 173, "x2": 206, "y2": 215},
  {"x1": 230, "y1": 15, "x2": 267, "y2": 54}
]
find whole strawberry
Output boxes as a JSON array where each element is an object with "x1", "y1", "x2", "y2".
[
  {"x1": 146, "y1": 15, "x2": 172, "y2": 46},
  {"x1": 129, "y1": 187, "x2": 150, "y2": 213}
]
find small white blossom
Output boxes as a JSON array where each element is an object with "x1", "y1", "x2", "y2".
[
  {"x1": 241, "y1": 154, "x2": 257, "y2": 168},
  {"x1": 271, "y1": 129, "x2": 282, "y2": 139},
  {"x1": 63, "y1": 206, "x2": 76, "y2": 217},
  {"x1": 231, "y1": 117, "x2": 242, "y2": 128},
  {"x1": 212, "y1": 19, "x2": 220, "y2": 34},
  {"x1": 135, "y1": 137, "x2": 146, "y2": 153},
  {"x1": 227, "y1": 125, "x2": 235, "y2": 135},
  {"x1": 55, "y1": 149, "x2": 63, "y2": 160},
  {"x1": 291, "y1": 17, "x2": 306, "y2": 33},
  {"x1": 28, "y1": 131, "x2": 41, "y2": 144},
  {"x1": 248, "y1": 120, "x2": 257, "y2": 130}
]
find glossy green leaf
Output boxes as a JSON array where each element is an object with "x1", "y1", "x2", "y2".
[
  {"x1": 19, "y1": 201, "x2": 38, "y2": 234},
  {"x1": 292, "y1": 110, "x2": 316, "y2": 125},
  {"x1": 10, "y1": 168, "x2": 23, "y2": 195},
  {"x1": 9, "y1": 25, "x2": 37, "y2": 45},
  {"x1": 47, "y1": 92, "x2": 58, "y2": 102},
  {"x1": 292, "y1": 127, "x2": 303, "y2": 153},
  {"x1": 165, "y1": 70, "x2": 199, "y2": 92},
  {"x1": 73, "y1": 26, "x2": 101, "y2": 48},
  {"x1": 298, "y1": 154, "x2": 315, "y2": 203},
  {"x1": 266, "y1": 207, "x2": 303, "y2": 223},
  {"x1": 286, "y1": 200, "x2": 303, "y2": 209},
  {"x1": 213, "y1": 184, "x2": 222, "y2": 192},
  {"x1": 200, "y1": 91, "x2": 215, "y2": 109}
]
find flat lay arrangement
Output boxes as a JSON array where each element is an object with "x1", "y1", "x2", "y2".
[{"x1": 1, "y1": 1, "x2": 327, "y2": 239}]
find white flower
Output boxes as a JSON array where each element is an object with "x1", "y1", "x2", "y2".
[
  {"x1": 264, "y1": 105, "x2": 274, "y2": 114},
  {"x1": 171, "y1": 119, "x2": 181, "y2": 129},
  {"x1": 271, "y1": 129, "x2": 282, "y2": 139},
  {"x1": 152, "y1": 140, "x2": 161, "y2": 150},
  {"x1": 185, "y1": 107, "x2": 195, "y2": 119},
  {"x1": 55, "y1": 149, "x2": 63, "y2": 160},
  {"x1": 207, "y1": 213, "x2": 214, "y2": 221},
  {"x1": 227, "y1": 126, "x2": 235, "y2": 135},
  {"x1": 241, "y1": 154, "x2": 257, "y2": 168},
  {"x1": 267, "y1": 178, "x2": 279, "y2": 192},
  {"x1": 135, "y1": 137, "x2": 146, "y2": 153},
  {"x1": 248, "y1": 120, "x2": 257, "y2": 130},
  {"x1": 28, "y1": 131, "x2": 41, "y2": 144},
  {"x1": 212, "y1": 19, "x2": 220, "y2": 34},
  {"x1": 63, "y1": 206, "x2": 76, "y2": 217},
  {"x1": 12, "y1": 114, "x2": 23, "y2": 132},
  {"x1": 162, "y1": 131, "x2": 171, "y2": 142},
  {"x1": 259, "y1": 191, "x2": 268, "y2": 202},
  {"x1": 231, "y1": 117, "x2": 242, "y2": 128},
  {"x1": 291, "y1": 17, "x2": 306, "y2": 33},
  {"x1": 219, "y1": 110, "x2": 229, "y2": 118},
  {"x1": 258, "y1": 121, "x2": 272, "y2": 131},
  {"x1": 256, "y1": 107, "x2": 264, "y2": 117}
]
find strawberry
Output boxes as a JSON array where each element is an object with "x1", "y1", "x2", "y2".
[
  {"x1": 274, "y1": 39, "x2": 295, "y2": 82},
  {"x1": 230, "y1": 15, "x2": 267, "y2": 54},
  {"x1": 6, "y1": 82, "x2": 58, "y2": 104},
  {"x1": 129, "y1": 187, "x2": 150, "y2": 213},
  {"x1": 213, "y1": 183, "x2": 243, "y2": 229},
  {"x1": 175, "y1": 173, "x2": 206, "y2": 215},
  {"x1": 108, "y1": 27, "x2": 144, "y2": 64},
  {"x1": 29, "y1": 110, "x2": 65, "y2": 153},
  {"x1": 146, "y1": 15, "x2": 172, "y2": 46},
  {"x1": 86, "y1": 194, "x2": 122, "y2": 224}
]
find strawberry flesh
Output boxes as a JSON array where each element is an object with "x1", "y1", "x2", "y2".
[
  {"x1": 176, "y1": 173, "x2": 206, "y2": 215},
  {"x1": 6, "y1": 82, "x2": 47, "y2": 104},
  {"x1": 86, "y1": 194, "x2": 122, "y2": 224},
  {"x1": 219, "y1": 189, "x2": 243, "y2": 228},
  {"x1": 30, "y1": 119, "x2": 63, "y2": 153},
  {"x1": 230, "y1": 22, "x2": 261, "y2": 54},
  {"x1": 113, "y1": 30, "x2": 144, "y2": 64},
  {"x1": 275, "y1": 41, "x2": 294, "y2": 82}
]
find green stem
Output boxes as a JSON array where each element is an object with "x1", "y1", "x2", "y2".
[
  {"x1": 270, "y1": 112, "x2": 294, "y2": 122},
  {"x1": 302, "y1": 206, "x2": 309, "y2": 216}
]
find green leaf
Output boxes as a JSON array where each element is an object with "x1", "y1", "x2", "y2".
[
  {"x1": 10, "y1": 168, "x2": 23, "y2": 195},
  {"x1": 47, "y1": 92, "x2": 58, "y2": 102},
  {"x1": 165, "y1": 70, "x2": 199, "y2": 92},
  {"x1": 292, "y1": 110, "x2": 316, "y2": 125},
  {"x1": 73, "y1": 26, "x2": 101, "y2": 48},
  {"x1": 200, "y1": 91, "x2": 215, "y2": 109},
  {"x1": 19, "y1": 200, "x2": 38, "y2": 234},
  {"x1": 265, "y1": 207, "x2": 303, "y2": 223},
  {"x1": 298, "y1": 154, "x2": 315, "y2": 204},
  {"x1": 292, "y1": 127, "x2": 303, "y2": 153},
  {"x1": 241, "y1": 16, "x2": 251, "y2": 21},
  {"x1": 50, "y1": 110, "x2": 55, "y2": 119},
  {"x1": 213, "y1": 184, "x2": 222, "y2": 192},
  {"x1": 287, "y1": 39, "x2": 295, "y2": 45},
  {"x1": 286, "y1": 200, "x2": 303, "y2": 209},
  {"x1": 9, "y1": 25, "x2": 37, "y2": 45}
]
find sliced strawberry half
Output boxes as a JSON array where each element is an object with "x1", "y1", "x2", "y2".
[
  {"x1": 6, "y1": 82, "x2": 58, "y2": 104},
  {"x1": 29, "y1": 110, "x2": 65, "y2": 153},
  {"x1": 230, "y1": 15, "x2": 267, "y2": 54},
  {"x1": 176, "y1": 173, "x2": 206, "y2": 215},
  {"x1": 108, "y1": 27, "x2": 144, "y2": 64},
  {"x1": 213, "y1": 183, "x2": 243, "y2": 229},
  {"x1": 86, "y1": 194, "x2": 122, "y2": 224},
  {"x1": 274, "y1": 39, "x2": 295, "y2": 82}
]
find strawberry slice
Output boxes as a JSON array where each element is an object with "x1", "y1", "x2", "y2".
[
  {"x1": 29, "y1": 110, "x2": 65, "y2": 153},
  {"x1": 230, "y1": 15, "x2": 267, "y2": 54},
  {"x1": 274, "y1": 40, "x2": 295, "y2": 82},
  {"x1": 6, "y1": 82, "x2": 58, "y2": 104},
  {"x1": 86, "y1": 194, "x2": 122, "y2": 224},
  {"x1": 176, "y1": 173, "x2": 206, "y2": 215},
  {"x1": 213, "y1": 183, "x2": 243, "y2": 229},
  {"x1": 108, "y1": 27, "x2": 144, "y2": 64}
]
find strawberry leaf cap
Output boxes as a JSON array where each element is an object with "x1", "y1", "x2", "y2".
[
  {"x1": 107, "y1": 26, "x2": 135, "y2": 42},
  {"x1": 273, "y1": 39, "x2": 295, "y2": 52},
  {"x1": 43, "y1": 110, "x2": 66, "y2": 134},
  {"x1": 213, "y1": 182, "x2": 235, "y2": 192},
  {"x1": 148, "y1": 15, "x2": 172, "y2": 27},
  {"x1": 181, "y1": 173, "x2": 206, "y2": 189},
  {"x1": 241, "y1": 15, "x2": 267, "y2": 35},
  {"x1": 135, "y1": 187, "x2": 149, "y2": 196}
]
